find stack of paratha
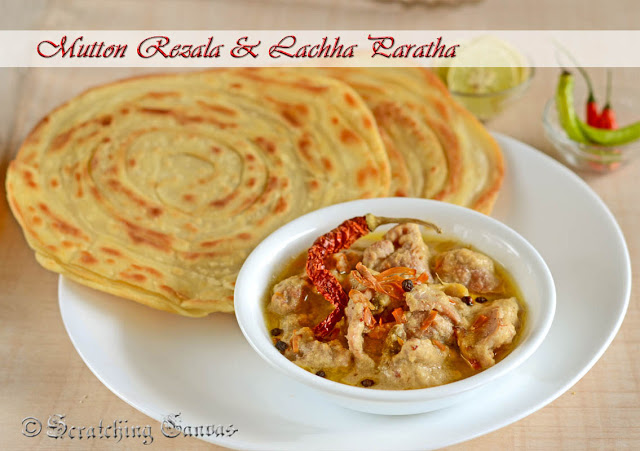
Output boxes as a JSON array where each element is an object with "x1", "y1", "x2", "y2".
[{"x1": 6, "y1": 68, "x2": 503, "y2": 316}]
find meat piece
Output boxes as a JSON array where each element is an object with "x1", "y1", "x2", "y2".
[
  {"x1": 362, "y1": 240, "x2": 394, "y2": 269},
  {"x1": 330, "y1": 249, "x2": 364, "y2": 289},
  {"x1": 345, "y1": 289, "x2": 376, "y2": 370},
  {"x1": 331, "y1": 249, "x2": 363, "y2": 274},
  {"x1": 361, "y1": 224, "x2": 431, "y2": 276},
  {"x1": 434, "y1": 248, "x2": 502, "y2": 293},
  {"x1": 380, "y1": 338, "x2": 450, "y2": 389},
  {"x1": 268, "y1": 275, "x2": 312, "y2": 315},
  {"x1": 393, "y1": 338, "x2": 446, "y2": 366},
  {"x1": 385, "y1": 223, "x2": 424, "y2": 247},
  {"x1": 404, "y1": 283, "x2": 461, "y2": 324},
  {"x1": 382, "y1": 223, "x2": 431, "y2": 275},
  {"x1": 457, "y1": 297, "x2": 520, "y2": 369},
  {"x1": 404, "y1": 310, "x2": 455, "y2": 345},
  {"x1": 286, "y1": 327, "x2": 351, "y2": 371},
  {"x1": 278, "y1": 313, "x2": 314, "y2": 337}
]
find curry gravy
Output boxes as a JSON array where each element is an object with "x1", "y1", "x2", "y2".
[{"x1": 264, "y1": 231, "x2": 526, "y2": 390}]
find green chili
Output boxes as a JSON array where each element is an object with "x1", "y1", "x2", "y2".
[
  {"x1": 578, "y1": 118, "x2": 640, "y2": 146},
  {"x1": 557, "y1": 70, "x2": 640, "y2": 146},
  {"x1": 556, "y1": 71, "x2": 589, "y2": 143}
]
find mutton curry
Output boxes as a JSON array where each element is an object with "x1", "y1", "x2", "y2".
[{"x1": 264, "y1": 215, "x2": 524, "y2": 390}]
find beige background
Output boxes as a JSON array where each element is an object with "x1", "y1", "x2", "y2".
[{"x1": 1, "y1": 0, "x2": 639, "y2": 449}]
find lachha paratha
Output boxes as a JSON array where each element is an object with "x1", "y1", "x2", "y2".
[
  {"x1": 6, "y1": 67, "x2": 504, "y2": 318},
  {"x1": 6, "y1": 68, "x2": 391, "y2": 316},
  {"x1": 316, "y1": 68, "x2": 504, "y2": 213}
]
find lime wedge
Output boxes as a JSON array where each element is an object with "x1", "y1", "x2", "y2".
[
  {"x1": 448, "y1": 66, "x2": 520, "y2": 94},
  {"x1": 447, "y1": 36, "x2": 528, "y2": 94}
]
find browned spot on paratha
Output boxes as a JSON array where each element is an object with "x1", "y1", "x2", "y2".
[
  {"x1": 255, "y1": 137, "x2": 276, "y2": 154},
  {"x1": 148, "y1": 207, "x2": 163, "y2": 218},
  {"x1": 209, "y1": 191, "x2": 238, "y2": 208},
  {"x1": 131, "y1": 264, "x2": 162, "y2": 278},
  {"x1": 182, "y1": 251, "x2": 219, "y2": 260},
  {"x1": 298, "y1": 135, "x2": 313, "y2": 161},
  {"x1": 122, "y1": 220, "x2": 171, "y2": 252},
  {"x1": 51, "y1": 129, "x2": 74, "y2": 151},
  {"x1": 80, "y1": 251, "x2": 98, "y2": 264},
  {"x1": 340, "y1": 129, "x2": 359, "y2": 144},
  {"x1": 344, "y1": 92, "x2": 357, "y2": 106},
  {"x1": 121, "y1": 272, "x2": 146, "y2": 282},
  {"x1": 145, "y1": 91, "x2": 180, "y2": 99},
  {"x1": 38, "y1": 203, "x2": 86, "y2": 239},
  {"x1": 273, "y1": 197, "x2": 287, "y2": 214},
  {"x1": 101, "y1": 247, "x2": 121, "y2": 256},
  {"x1": 197, "y1": 100, "x2": 237, "y2": 116}
]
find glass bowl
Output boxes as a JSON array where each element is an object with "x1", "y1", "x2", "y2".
[
  {"x1": 448, "y1": 67, "x2": 535, "y2": 122},
  {"x1": 542, "y1": 89, "x2": 640, "y2": 173}
]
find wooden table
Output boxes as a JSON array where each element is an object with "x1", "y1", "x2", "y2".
[{"x1": 1, "y1": 1, "x2": 638, "y2": 449}]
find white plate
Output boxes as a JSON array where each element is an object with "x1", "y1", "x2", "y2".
[{"x1": 59, "y1": 134, "x2": 631, "y2": 450}]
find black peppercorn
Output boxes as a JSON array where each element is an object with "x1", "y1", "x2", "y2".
[
  {"x1": 316, "y1": 370, "x2": 326, "y2": 378},
  {"x1": 270, "y1": 328, "x2": 283, "y2": 336},
  {"x1": 275, "y1": 340, "x2": 287, "y2": 353},
  {"x1": 461, "y1": 296, "x2": 473, "y2": 306},
  {"x1": 360, "y1": 379, "x2": 375, "y2": 387},
  {"x1": 402, "y1": 279, "x2": 414, "y2": 292},
  {"x1": 475, "y1": 296, "x2": 488, "y2": 304}
]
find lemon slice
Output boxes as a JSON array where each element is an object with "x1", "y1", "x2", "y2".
[{"x1": 447, "y1": 36, "x2": 527, "y2": 94}]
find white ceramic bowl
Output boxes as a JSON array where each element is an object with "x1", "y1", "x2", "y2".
[{"x1": 235, "y1": 198, "x2": 555, "y2": 415}]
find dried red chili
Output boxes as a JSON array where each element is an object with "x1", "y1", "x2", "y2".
[{"x1": 306, "y1": 214, "x2": 441, "y2": 339}]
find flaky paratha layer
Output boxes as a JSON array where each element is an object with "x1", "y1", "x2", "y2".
[
  {"x1": 7, "y1": 67, "x2": 503, "y2": 317},
  {"x1": 315, "y1": 68, "x2": 504, "y2": 213},
  {"x1": 7, "y1": 69, "x2": 391, "y2": 316}
]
